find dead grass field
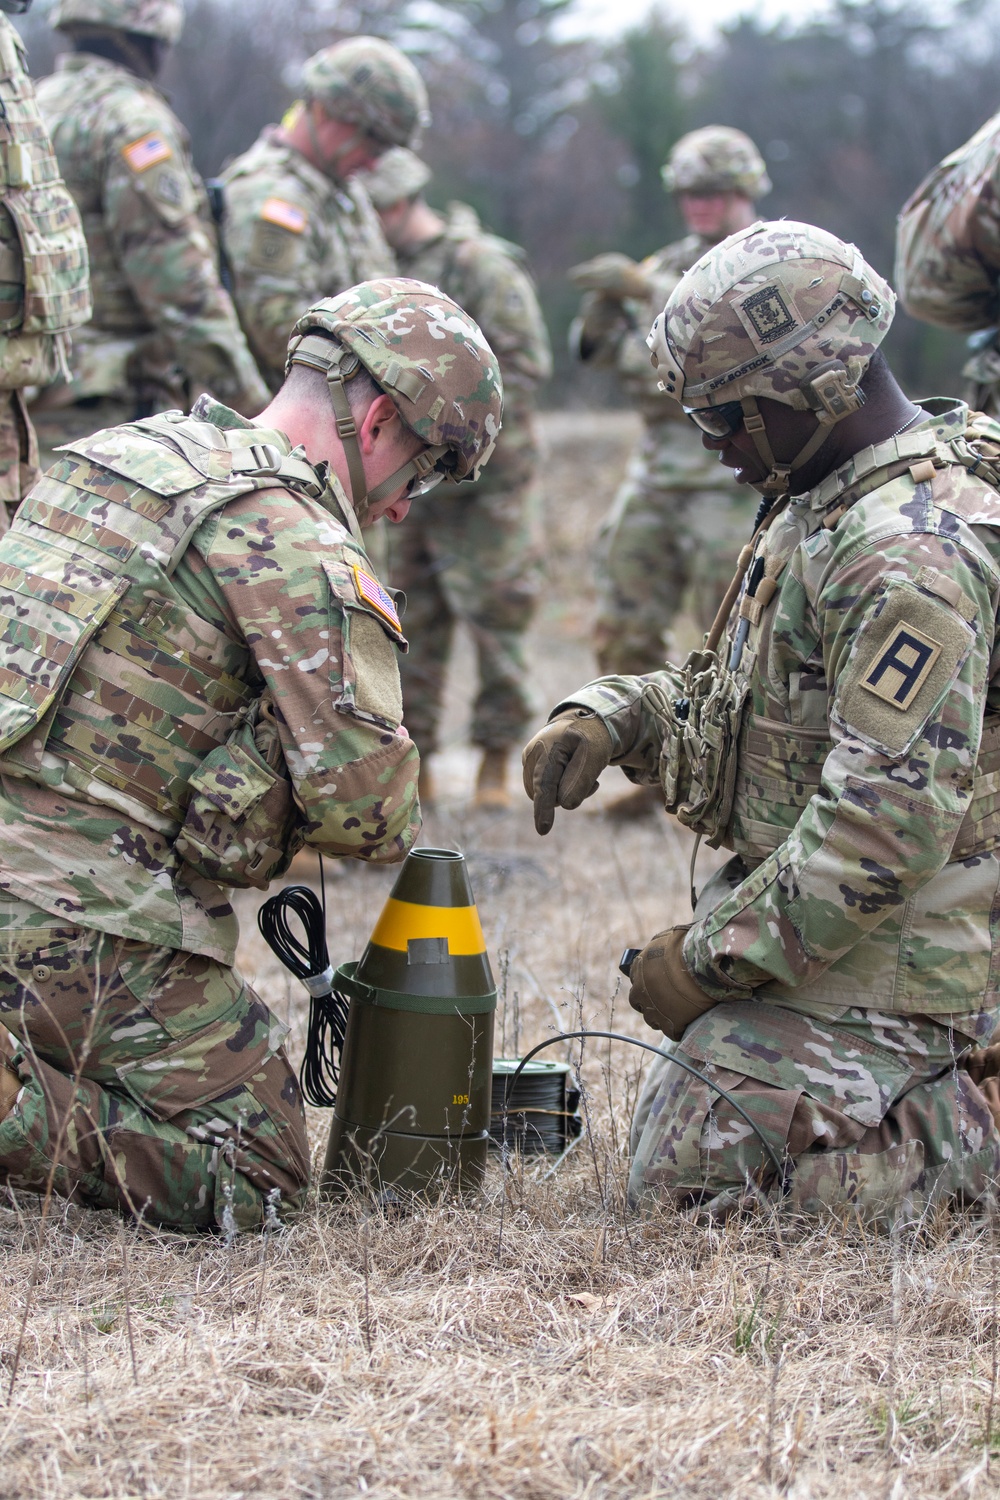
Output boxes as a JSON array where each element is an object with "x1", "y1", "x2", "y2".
[{"x1": 3, "y1": 412, "x2": 1000, "y2": 1499}]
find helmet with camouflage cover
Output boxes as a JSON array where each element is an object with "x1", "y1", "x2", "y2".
[
  {"x1": 662, "y1": 126, "x2": 771, "y2": 201},
  {"x1": 301, "y1": 38, "x2": 430, "y2": 151},
  {"x1": 647, "y1": 220, "x2": 894, "y2": 496},
  {"x1": 52, "y1": 0, "x2": 183, "y2": 41},
  {"x1": 285, "y1": 278, "x2": 503, "y2": 514},
  {"x1": 360, "y1": 147, "x2": 432, "y2": 211}
]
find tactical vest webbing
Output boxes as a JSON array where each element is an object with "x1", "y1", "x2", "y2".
[
  {"x1": 0, "y1": 414, "x2": 325, "y2": 822},
  {"x1": 666, "y1": 412, "x2": 1000, "y2": 863},
  {"x1": 0, "y1": 18, "x2": 89, "y2": 381}
]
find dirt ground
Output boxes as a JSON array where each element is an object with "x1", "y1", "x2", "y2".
[{"x1": 4, "y1": 412, "x2": 1000, "y2": 1499}]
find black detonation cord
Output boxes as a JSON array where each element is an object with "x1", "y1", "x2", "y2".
[
  {"x1": 502, "y1": 1030, "x2": 785, "y2": 1180},
  {"x1": 257, "y1": 883, "x2": 348, "y2": 1107}
]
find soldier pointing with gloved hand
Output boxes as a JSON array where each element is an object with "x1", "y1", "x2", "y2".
[
  {"x1": 525, "y1": 221, "x2": 1000, "y2": 1221},
  {"x1": 0, "y1": 278, "x2": 502, "y2": 1232}
]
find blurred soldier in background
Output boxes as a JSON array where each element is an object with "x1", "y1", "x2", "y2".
[
  {"x1": 30, "y1": 0, "x2": 266, "y2": 454},
  {"x1": 569, "y1": 127, "x2": 769, "y2": 818},
  {"x1": 362, "y1": 147, "x2": 552, "y2": 808},
  {"x1": 221, "y1": 37, "x2": 426, "y2": 392},
  {"x1": 0, "y1": 0, "x2": 90, "y2": 526},
  {"x1": 896, "y1": 111, "x2": 1000, "y2": 415}
]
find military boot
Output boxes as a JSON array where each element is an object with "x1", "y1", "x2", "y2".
[
  {"x1": 604, "y1": 782, "x2": 663, "y2": 822},
  {"x1": 964, "y1": 1033, "x2": 1000, "y2": 1134},
  {"x1": 419, "y1": 762, "x2": 436, "y2": 807},
  {"x1": 474, "y1": 748, "x2": 511, "y2": 811}
]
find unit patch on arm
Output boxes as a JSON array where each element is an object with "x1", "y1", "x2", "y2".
[{"x1": 834, "y1": 579, "x2": 975, "y2": 757}]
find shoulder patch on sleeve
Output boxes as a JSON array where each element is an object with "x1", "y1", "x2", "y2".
[
  {"x1": 353, "y1": 564, "x2": 401, "y2": 632},
  {"x1": 122, "y1": 131, "x2": 173, "y2": 173},
  {"x1": 834, "y1": 579, "x2": 975, "y2": 757},
  {"x1": 260, "y1": 197, "x2": 307, "y2": 233}
]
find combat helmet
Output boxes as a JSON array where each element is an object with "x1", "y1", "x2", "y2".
[
  {"x1": 662, "y1": 126, "x2": 771, "y2": 201},
  {"x1": 301, "y1": 37, "x2": 430, "y2": 151},
  {"x1": 647, "y1": 220, "x2": 894, "y2": 496},
  {"x1": 51, "y1": 0, "x2": 183, "y2": 41},
  {"x1": 361, "y1": 147, "x2": 432, "y2": 211},
  {"x1": 285, "y1": 278, "x2": 503, "y2": 515}
]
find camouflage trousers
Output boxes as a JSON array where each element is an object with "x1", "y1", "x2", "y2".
[
  {"x1": 594, "y1": 423, "x2": 754, "y2": 676},
  {"x1": 389, "y1": 476, "x2": 542, "y2": 753},
  {"x1": 0, "y1": 897, "x2": 309, "y2": 1232},
  {"x1": 629, "y1": 1001, "x2": 1000, "y2": 1221}
]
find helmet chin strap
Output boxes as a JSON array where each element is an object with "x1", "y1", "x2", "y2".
[
  {"x1": 740, "y1": 395, "x2": 837, "y2": 497},
  {"x1": 739, "y1": 360, "x2": 866, "y2": 497}
]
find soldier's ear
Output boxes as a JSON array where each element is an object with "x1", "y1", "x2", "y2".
[{"x1": 357, "y1": 393, "x2": 402, "y2": 453}]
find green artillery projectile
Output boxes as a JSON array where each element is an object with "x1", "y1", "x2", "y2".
[{"x1": 322, "y1": 846, "x2": 496, "y2": 1197}]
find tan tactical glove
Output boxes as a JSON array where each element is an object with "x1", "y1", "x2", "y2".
[
  {"x1": 567, "y1": 252, "x2": 652, "y2": 301},
  {"x1": 521, "y1": 708, "x2": 614, "y2": 835},
  {"x1": 627, "y1": 926, "x2": 718, "y2": 1042}
]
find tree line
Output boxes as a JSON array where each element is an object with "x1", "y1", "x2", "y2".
[{"x1": 15, "y1": 0, "x2": 1000, "y2": 399}]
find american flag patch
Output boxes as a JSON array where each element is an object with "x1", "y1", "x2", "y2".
[
  {"x1": 121, "y1": 131, "x2": 173, "y2": 173},
  {"x1": 261, "y1": 197, "x2": 307, "y2": 233},
  {"x1": 353, "y1": 565, "x2": 401, "y2": 632}
]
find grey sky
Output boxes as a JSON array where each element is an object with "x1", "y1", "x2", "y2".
[{"x1": 562, "y1": 0, "x2": 831, "y2": 43}]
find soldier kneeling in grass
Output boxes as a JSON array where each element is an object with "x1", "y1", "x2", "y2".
[
  {"x1": 0, "y1": 279, "x2": 501, "y2": 1231},
  {"x1": 524, "y1": 222, "x2": 1000, "y2": 1220}
]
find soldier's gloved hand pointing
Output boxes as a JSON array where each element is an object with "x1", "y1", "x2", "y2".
[
  {"x1": 625, "y1": 926, "x2": 718, "y2": 1042},
  {"x1": 521, "y1": 709, "x2": 614, "y2": 835},
  {"x1": 567, "y1": 252, "x2": 652, "y2": 301}
]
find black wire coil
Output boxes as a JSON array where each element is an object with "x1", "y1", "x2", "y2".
[{"x1": 257, "y1": 884, "x2": 349, "y2": 1108}]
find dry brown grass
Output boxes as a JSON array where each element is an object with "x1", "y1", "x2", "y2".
[{"x1": 2, "y1": 413, "x2": 998, "y2": 1499}]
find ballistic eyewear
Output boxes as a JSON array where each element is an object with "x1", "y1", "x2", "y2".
[{"x1": 684, "y1": 400, "x2": 746, "y2": 438}]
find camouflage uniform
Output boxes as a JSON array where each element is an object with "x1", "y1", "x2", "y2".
[
  {"x1": 363, "y1": 152, "x2": 551, "y2": 754},
  {"x1": 538, "y1": 224, "x2": 1000, "y2": 1219},
  {"x1": 221, "y1": 39, "x2": 429, "y2": 391},
  {"x1": 31, "y1": 3, "x2": 266, "y2": 454},
  {"x1": 0, "y1": 11, "x2": 90, "y2": 514},
  {"x1": 896, "y1": 111, "x2": 1000, "y2": 414},
  {"x1": 0, "y1": 279, "x2": 503, "y2": 1230},
  {"x1": 221, "y1": 133, "x2": 394, "y2": 391},
  {"x1": 572, "y1": 128, "x2": 769, "y2": 673}
]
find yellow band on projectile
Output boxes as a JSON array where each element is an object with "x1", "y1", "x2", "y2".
[{"x1": 369, "y1": 898, "x2": 486, "y2": 955}]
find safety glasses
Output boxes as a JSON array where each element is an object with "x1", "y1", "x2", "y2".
[
  {"x1": 684, "y1": 400, "x2": 746, "y2": 438},
  {"x1": 406, "y1": 468, "x2": 446, "y2": 499}
]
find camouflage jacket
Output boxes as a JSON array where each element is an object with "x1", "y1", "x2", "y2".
[
  {"x1": 0, "y1": 395, "x2": 420, "y2": 965},
  {"x1": 398, "y1": 204, "x2": 551, "y2": 486},
  {"x1": 35, "y1": 54, "x2": 266, "y2": 414},
  {"x1": 0, "y1": 17, "x2": 89, "y2": 391},
  {"x1": 576, "y1": 233, "x2": 710, "y2": 424},
  {"x1": 896, "y1": 111, "x2": 1000, "y2": 336},
  {"x1": 221, "y1": 129, "x2": 394, "y2": 390},
  {"x1": 559, "y1": 403, "x2": 1000, "y2": 1024}
]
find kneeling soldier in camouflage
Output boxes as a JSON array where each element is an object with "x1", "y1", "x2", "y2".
[
  {"x1": 524, "y1": 222, "x2": 1000, "y2": 1220},
  {"x1": 0, "y1": 278, "x2": 502, "y2": 1231}
]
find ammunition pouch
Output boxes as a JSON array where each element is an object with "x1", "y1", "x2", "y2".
[
  {"x1": 649, "y1": 649, "x2": 750, "y2": 847},
  {"x1": 174, "y1": 697, "x2": 304, "y2": 891}
]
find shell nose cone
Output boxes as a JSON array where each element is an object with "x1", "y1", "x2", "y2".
[{"x1": 355, "y1": 846, "x2": 496, "y2": 1000}]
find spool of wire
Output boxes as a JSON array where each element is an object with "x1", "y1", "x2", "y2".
[
  {"x1": 257, "y1": 883, "x2": 349, "y2": 1108},
  {"x1": 491, "y1": 1058, "x2": 582, "y2": 1155}
]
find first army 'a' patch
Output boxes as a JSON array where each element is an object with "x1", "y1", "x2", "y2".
[
  {"x1": 860, "y1": 622, "x2": 942, "y2": 711},
  {"x1": 834, "y1": 580, "x2": 975, "y2": 757}
]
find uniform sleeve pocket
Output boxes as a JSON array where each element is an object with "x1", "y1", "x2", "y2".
[{"x1": 323, "y1": 557, "x2": 406, "y2": 729}]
